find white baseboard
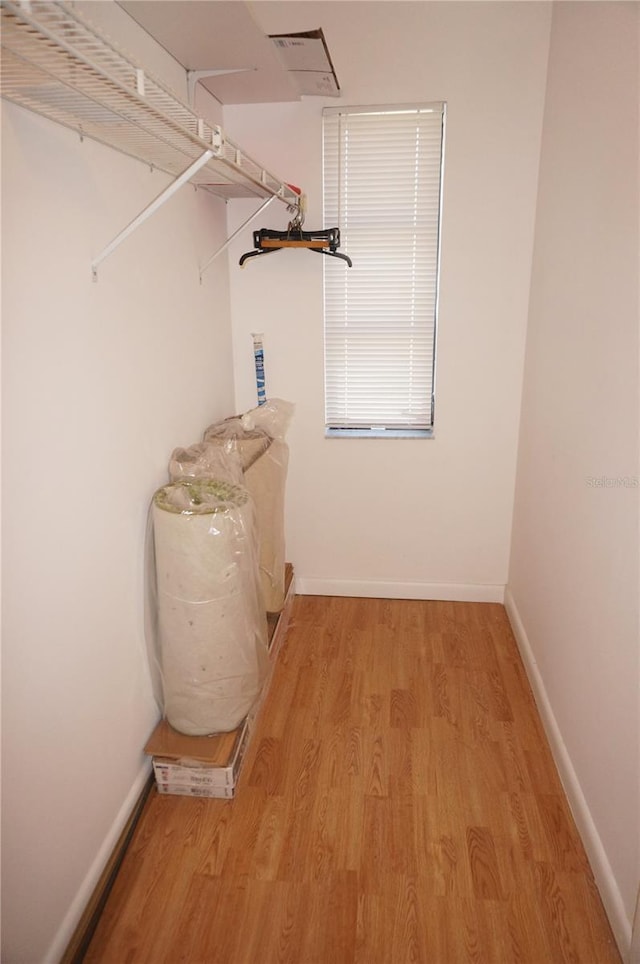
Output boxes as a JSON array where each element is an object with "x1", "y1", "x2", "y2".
[
  {"x1": 43, "y1": 758, "x2": 153, "y2": 964},
  {"x1": 504, "y1": 587, "x2": 632, "y2": 961},
  {"x1": 295, "y1": 577, "x2": 505, "y2": 603},
  {"x1": 631, "y1": 886, "x2": 640, "y2": 964}
]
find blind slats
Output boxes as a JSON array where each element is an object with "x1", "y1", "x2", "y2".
[{"x1": 323, "y1": 104, "x2": 445, "y2": 432}]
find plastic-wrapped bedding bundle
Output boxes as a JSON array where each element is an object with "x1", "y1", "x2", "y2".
[
  {"x1": 152, "y1": 479, "x2": 269, "y2": 736},
  {"x1": 202, "y1": 405, "x2": 291, "y2": 612},
  {"x1": 168, "y1": 441, "x2": 243, "y2": 486},
  {"x1": 244, "y1": 436, "x2": 288, "y2": 611}
]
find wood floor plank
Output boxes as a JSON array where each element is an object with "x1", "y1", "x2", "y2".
[
  {"x1": 466, "y1": 825, "x2": 505, "y2": 901},
  {"x1": 86, "y1": 596, "x2": 621, "y2": 963}
]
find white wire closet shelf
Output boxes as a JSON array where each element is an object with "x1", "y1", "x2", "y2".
[{"x1": 0, "y1": 0, "x2": 302, "y2": 276}]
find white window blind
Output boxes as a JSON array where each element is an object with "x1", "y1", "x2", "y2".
[{"x1": 323, "y1": 103, "x2": 445, "y2": 435}]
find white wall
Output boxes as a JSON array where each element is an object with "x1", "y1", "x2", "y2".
[
  {"x1": 507, "y1": 2, "x2": 639, "y2": 957},
  {"x1": 1, "y1": 5, "x2": 235, "y2": 961},
  {"x1": 225, "y1": 1, "x2": 552, "y2": 601}
]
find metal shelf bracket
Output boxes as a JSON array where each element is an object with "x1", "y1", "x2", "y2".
[
  {"x1": 198, "y1": 195, "x2": 277, "y2": 283},
  {"x1": 186, "y1": 68, "x2": 255, "y2": 108},
  {"x1": 91, "y1": 150, "x2": 214, "y2": 281}
]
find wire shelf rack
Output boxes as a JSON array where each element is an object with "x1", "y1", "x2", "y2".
[{"x1": 0, "y1": 0, "x2": 300, "y2": 207}]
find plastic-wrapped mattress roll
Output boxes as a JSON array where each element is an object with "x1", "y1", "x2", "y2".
[
  {"x1": 244, "y1": 438, "x2": 288, "y2": 612},
  {"x1": 152, "y1": 479, "x2": 268, "y2": 736},
  {"x1": 202, "y1": 421, "x2": 288, "y2": 612}
]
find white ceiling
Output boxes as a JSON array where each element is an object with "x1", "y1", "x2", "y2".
[{"x1": 118, "y1": 1, "x2": 303, "y2": 104}]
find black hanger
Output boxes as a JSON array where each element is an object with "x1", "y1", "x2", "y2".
[{"x1": 239, "y1": 227, "x2": 352, "y2": 267}]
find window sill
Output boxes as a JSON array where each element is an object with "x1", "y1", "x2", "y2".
[{"x1": 325, "y1": 428, "x2": 434, "y2": 439}]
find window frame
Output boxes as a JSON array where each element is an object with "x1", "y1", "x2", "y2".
[{"x1": 322, "y1": 102, "x2": 446, "y2": 439}]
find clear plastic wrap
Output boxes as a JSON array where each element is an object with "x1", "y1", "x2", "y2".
[
  {"x1": 168, "y1": 441, "x2": 243, "y2": 486},
  {"x1": 241, "y1": 397, "x2": 295, "y2": 440},
  {"x1": 150, "y1": 479, "x2": 269, "y2": 736},
  {"x1": 202, "y1": 400, "x2": 293, "y2": 612}
]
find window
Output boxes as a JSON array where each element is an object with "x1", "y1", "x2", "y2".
[{"x1": 323, "y1": 103, "x2": 445, "y2": 437}]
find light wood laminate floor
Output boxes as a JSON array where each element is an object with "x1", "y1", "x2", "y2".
[{"x1": 86, "y1": 595, "x2": 620, "y2": 963}]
